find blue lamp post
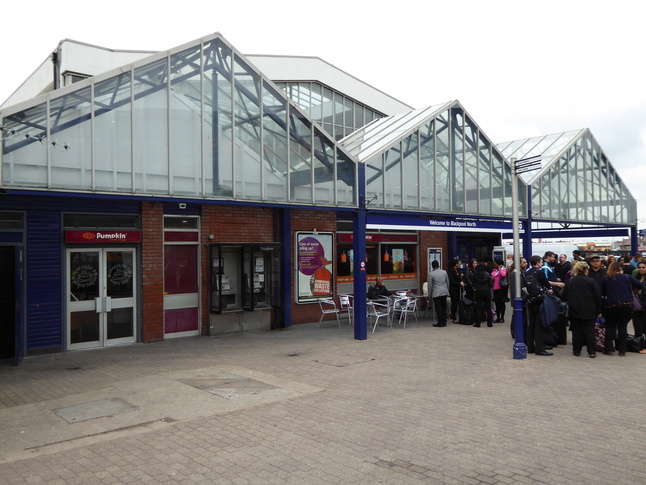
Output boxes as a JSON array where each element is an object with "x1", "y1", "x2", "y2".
[{"x1": 511, "y1": 156, "x2": 540, "y2": 360}]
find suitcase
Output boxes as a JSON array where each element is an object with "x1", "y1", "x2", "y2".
[
  {"x1": 594, "y1": 317, "x2": 606, "y2": 351},
  {"x1": 458, "y1": 297, "x2": 474, "y2": 325}
]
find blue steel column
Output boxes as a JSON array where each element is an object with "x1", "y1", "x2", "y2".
[
  {"x1": 279, "y1": 208, "x2": 292, "y2": 328},
  {"x1": 511, "y1": 168, "x2": 527, "y2": 360},
  {"x1": 353, "y1": 163, "x2": 367, "y2": 340},
  {"x1": 630, "y1": 225, "x2": 638, "y2": 255}
]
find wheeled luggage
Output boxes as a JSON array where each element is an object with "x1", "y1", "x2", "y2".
[
  {"x1": 594, "y1": 317, "x2": 606, "y2": 351},
  {"x1": 458, "y1": 297, "x2": 474, "y2": 325}
]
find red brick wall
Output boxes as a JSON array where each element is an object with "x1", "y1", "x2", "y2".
[
  {"x1": 290, "y1": 210, "x2": 337, "y2": 325},
  {"x1": 141, "y1": 202, "x2": 164, "y2": 342},
  {"x1": 140, "y1": 201, "x2": 449, "y2": 335},
  {"x1": 419, "y1": 231, "x2": 449, "y2": 286},
  {"x1": 200, "y1": 205, "x2": 276, "y2": 333}
]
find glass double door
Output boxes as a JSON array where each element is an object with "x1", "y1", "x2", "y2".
[{"x1": 67, "y1": 248, "x2": 137, "y2": 349}]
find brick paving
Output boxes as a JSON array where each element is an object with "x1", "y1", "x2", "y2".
[{"x1": 0, "y1": 315, "x2": 645, "y2": 484}]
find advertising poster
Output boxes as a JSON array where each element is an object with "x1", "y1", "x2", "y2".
[
  {"x1": 427, "y1": 248, "x2": 442, "y2": 275},
  {"x1": 296, "y1": 232, "x2": 334, "y2": 303},
  {"x1": 392, "y1": 248, "x2": 404, "y2": 273}
]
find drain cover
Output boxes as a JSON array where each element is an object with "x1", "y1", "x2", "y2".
[
  {"x1": 180, "y1": 372, "x2": 279, "y2": 400},
  {"x1": 54, "y1": 398, "x2": 137, "y2": 423}
]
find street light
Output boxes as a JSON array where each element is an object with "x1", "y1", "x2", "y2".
[{"x1": 511, "y1": 155, "x2": 540, "y2": 360}]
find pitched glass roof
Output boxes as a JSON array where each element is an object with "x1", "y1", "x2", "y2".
[
  {"x1": 497, "y1": 130, "x2": 637, "y2": 225},
  {"x1": 0, "y1": 34, "x2": 356, "y2": 207},
  {"x1": 341, "y1": 100, "x2": 526, "y2": 218},
  {"x1": 342, "y1": 102, "x2": 453, "y2": 162}
]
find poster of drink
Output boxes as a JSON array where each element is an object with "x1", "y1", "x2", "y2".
[
  {"x1": 296, "y1": 232, "x2": 333, "y2": 303},
  {"x1": 392, "y1": 248, "x2": 404, "y2": 273}
]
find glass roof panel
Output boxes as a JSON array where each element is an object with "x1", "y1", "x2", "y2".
[
  {"x1": 341, "y1": 103, "x2": 452, "y2": 162},
  {"x1": 498, "y1": 130, "x2": 636, "y2": 225},
  {"x1": 0, "y1": 33, "x2": 356, "y2": 207}
]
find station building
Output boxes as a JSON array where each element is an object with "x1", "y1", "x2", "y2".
[{"x1": 0, "y1": 34, "x2": 637, "y2": 363}]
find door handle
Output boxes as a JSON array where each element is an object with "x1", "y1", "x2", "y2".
[
  {"x1": 105, "y1": 296, "x2": 112, "y2": 312},
  {"x1": 95, "y1": 297, "x2": 103, "y2": 313}
]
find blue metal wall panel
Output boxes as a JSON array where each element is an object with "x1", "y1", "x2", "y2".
[
  {"x1": 0, "y1": 194, "x2": 139, "y2": 214},
  {"x1": 0, "y1": 194, "x2": 141, "y2": 353},
  {"x1": 26, "y1": 211, "x2": 63, "y2": 350}
]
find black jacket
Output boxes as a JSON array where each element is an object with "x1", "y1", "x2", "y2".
[
  {"x1": 587, "y1": 267, "x2": 607, "y2": 291},
  {"x1": 473, "y1": 270, "x2": 492, "y2": 295},
  {"x1": 562, "y1": 274, "x2": 602, "y2": 319},
  {"x1": 448, "y1": 268, "x2": 462, "y2": 290},
  {"x1": 555, "y1": 261, "x2": 571, "y2": 281}
]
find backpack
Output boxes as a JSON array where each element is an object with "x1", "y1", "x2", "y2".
[{"x1": 524, "y1": 271, "x2": 546, "y2": 304}]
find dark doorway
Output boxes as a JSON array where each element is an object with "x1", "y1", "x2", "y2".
[
  {"x1": 0, "y1": 246, "x2": 16, "y2": 359},
  {"x1": 456, "y1": 234, "x2": 501, "y2": 266}
]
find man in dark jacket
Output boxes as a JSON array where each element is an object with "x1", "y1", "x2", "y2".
[
  {"x1": 561, "y1": 261, "x2": 603, "y2": 357},
  {"x1": 586, "y1": 254, "x2": 606, "y2": 291},
  {"x1": 367, "y1": 276, "x2": 390, "y2": 299},
  {"x1": 447, "y1": 259, "x2": 463, "y2": 323},
  {"x1": 555, "y1": 254, "x2": 572, "y2": 282},
  {"x1": 525, "y1": 255, "x2": 554, "y2": 356}
]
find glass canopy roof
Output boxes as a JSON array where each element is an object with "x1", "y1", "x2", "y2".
[
  {"x1": 341, "y1": 100, "x2": 527, "y2": 218},
  {"x1": 0, "y1": 34, "x2": 356, "y2": 207},
  {"x1": 497, "y1": 130, "x2": 637, "y2": 225},
  {"x1": 0, "y1": 33, "x2": 635, "y2": 229}
]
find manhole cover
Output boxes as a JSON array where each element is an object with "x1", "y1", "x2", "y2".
[
  {"x1": 54, "y1": 398, "x2": 137, "y2": 423},
  {"x1": 180, "y1": 372, "x2": 279, "y2": 400}
]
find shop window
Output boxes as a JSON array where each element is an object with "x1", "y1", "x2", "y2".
[
  {"x1": 337, "y1": 243, "x2": 416, "y2": 277},
  {"x1": 210, "y1": 244, "x2": 280, "y2": 313},
  {"x1": 380, "y1": 245, "x2": 416, "y2": 274},
  {"x1": 163, "y1": 216, "x2": 198, "y2": 229},
  {"x1": 0, "y1": 212, "x2": 23, "y2": 230}
]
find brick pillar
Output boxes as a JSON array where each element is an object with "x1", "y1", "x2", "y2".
[{"x1": 141, "y1": 201, "x2": 164, "y2": 342}]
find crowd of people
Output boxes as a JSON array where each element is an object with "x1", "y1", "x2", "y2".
[
  {"x1": 366, "y1": 250, "x2": 646, "y2": 358},
  {"x1": 423, "y1": 250, "x2": 646, "y2": 357}
]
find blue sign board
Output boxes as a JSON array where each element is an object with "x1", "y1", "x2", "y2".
[{"x1": 367, "y1": 214, "x2": 512, "y2": 233}]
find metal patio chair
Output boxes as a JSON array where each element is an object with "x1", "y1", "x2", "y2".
[
  {"x1": 421, "y1": 282, "x2": 434, "y2": 320},
  {"x1": 338, "y1": 294, "x2": 354, "y2": 325},
  {"x1": 317, "y1": 298, "x2": 341, "y2": 328},
  {"x1": 367, "y1": 301, "x2": 391, "y2": 333},
  {"x1": 397, "y1": 297, "x2": 418, "y2": 328},
  {"x1": 391, "y1": 296, "x2": 408, "y2": 323}
]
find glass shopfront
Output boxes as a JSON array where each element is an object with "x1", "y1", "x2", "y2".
[
  {"x1": 209, "y1": 243, "x2": 281, "y2": 313},
  {"x1": 336, "y1": 232, "x2": 418, "y2": 294}
]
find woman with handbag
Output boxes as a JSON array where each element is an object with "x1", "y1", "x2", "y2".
[
  {"x1": 561, "y1": 261, "x2": 603, "y2": 358},
  {"x1": 601, "y1": 263, "x2": 644, "y2": 356},
  {"x1": 491, "y1": 258, "x2": 508, "y2": 323}
]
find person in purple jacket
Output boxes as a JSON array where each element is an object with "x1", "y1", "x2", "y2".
[{"x1": 602, "y1": 262, "x2": 644, "y2": 356}]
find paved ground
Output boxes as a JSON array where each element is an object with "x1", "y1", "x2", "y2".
[{"x1": 1, "y1": 311, "x2": 645, "y2": 484}]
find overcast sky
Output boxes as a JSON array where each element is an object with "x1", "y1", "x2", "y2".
[{"x1": 1, "y1": 0, "x2": 644, "y2": 231}]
